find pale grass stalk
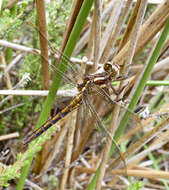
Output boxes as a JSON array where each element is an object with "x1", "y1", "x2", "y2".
[
  {"x1": 0, "y1": 132, "x2": 19, "y2": 141},
  {"x1": 60, "y1": 111, "x2": 77, "y2": 190},
  {"x1": 76, "y1": 166, "x2": 97, "y2": 174},
  {"x1": 95, "y1": 84, "x2": 121, "y2": 189},
  {"x1": 131, "y1": 55, "x2": 169, "y2": 78},
  {"x1": 135, "y1": 33, "x2": 161, "y2": 104},
  {"x1": 0, "y1": 56, "x2": 27, "y2": 109},
  {"x1": 95, "y1": 1, "x2": 147, "y2": 189},
  {"x1": 0, "y1": 39, "x2": 93, "y2": 66},
  {"x1": 0, "y1": 89, "x2": 78, "y2": 97},
  {"x1": 74, "y1": 28, "x2": 91, "y2": 56},
  {"x1": 74, "y1": 1, "x2": 115, "y2": 55},
  {"x1": 0, "y1": 103, "x2": 24, "y2": 115},
  {"x1": 111, "y1": 169, "x2": 169, "y2": 180},
  {"x1": 99, "y1": 0, "x2": 123, "y2": 64},
  {"x1": 130, "y1": 65, "x2": 143, "y2": 74},
  {"x1": 86, "y1": 14, "x2": 95, "y2": 61},
  {"x1": 0, "y1": 54, "x2": 23, "y2": 81},
  {"x1": 25, "y1": 179, "x2": 43, "y2": 190},
  {"x1": 126, "y1": 44, "x2": 169, "y2": 106},
  {"x1": 134, "y1": 0, "x2": 163, "y2": 3},
  {"x1": 93, "y1": 0, "x2": 102, "y2": 69},
  {"x1": 153, "y1": 56, "x2": 169, "y2": 73},
  {"x1": 70, "y1": 57, "x2": 91, "y2": 166},
  {"x1": 73, "y1": 106, "x2": 83, "y2": 150},
  {"x1": 0, "y1": 52, "x2": 13, "y2": 105},
  {"x1": 128, "y1": 27, "x2": 162, "y2": 103},
  {"x1": 0, "y1": 40, "x2": 40, "y2": 55},
  {"x1": 71, "y1": 58, "x2": 87, "y2": 152},
  {"x1": 100, "y1": 0, "x2": 133, "y2": 62}
]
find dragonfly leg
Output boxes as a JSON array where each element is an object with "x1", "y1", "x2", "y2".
[
  {"x1": 116, "y1": 75, "x2": 128, "y2": 81},
  {"x1": 111, "y1": 83, "x2": 127, "y2": 96}
]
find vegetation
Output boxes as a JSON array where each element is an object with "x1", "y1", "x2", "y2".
[{"x1": 0, "y1": 0, "x2": 169, "y2": 189}]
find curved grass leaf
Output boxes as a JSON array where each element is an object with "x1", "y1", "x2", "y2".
[{"x1": 16, "y1": 1, "x2": 94, "y2": 189}]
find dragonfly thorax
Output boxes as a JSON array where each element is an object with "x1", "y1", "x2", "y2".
[{"x1": 77, "y1": 62, "x2": 120, "y2": 91}]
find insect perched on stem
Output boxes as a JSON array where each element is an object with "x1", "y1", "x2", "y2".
[
  {"x1": 24, "y1": 22, "x2": 141, "y2": 174},
  {"x1": 24, "y1": 62, "x2": 122, "y2": 144}
]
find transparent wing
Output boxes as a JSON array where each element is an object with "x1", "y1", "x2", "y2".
[
  {"x1": 84, "y1": 91, "x2": 127, "y2": 170},
  {"x1": 83, "y1": 83, "x2": 144, "y2": 169},
  {"x1": 27, "y1": 22, "x2": 84, "y2": 86}
]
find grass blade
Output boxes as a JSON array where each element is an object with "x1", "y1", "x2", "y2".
[
  {"x1": 16, "y1": 1, "x2": 94, "y2": 189},
  {"x1": 88, "y1": 18, "x2": 169, "y2": 189}
]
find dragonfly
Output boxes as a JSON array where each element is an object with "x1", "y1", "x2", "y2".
[
  {"x1": 24, "y1": 61, "x2": 123, "y2": 144},
  {"x1": 24, "y1": 23, "x2": 141, "y2": 170}
]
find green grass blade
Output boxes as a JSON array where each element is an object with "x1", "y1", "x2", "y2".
[
  {"x1": 36, "y1": 0, "x2": 94, "y2": 129},
  {"x1": 89, "y1": 18, "x2": 169, "y2": 189},
  {"x1": 87, "y1": 166, "x2": 100, "y2": 190},
  {"x1": 112, "y1": 18, "x2": 169, "y2": 149},
  {"x1": 16, "y1": 1, "x2": 94, "y2": 189}
]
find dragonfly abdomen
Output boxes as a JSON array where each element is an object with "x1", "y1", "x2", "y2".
[
  {"x1": 24, "y1": 92, "x2": 83, "y2": 144},
  {"x1": 24, "y1": 106, "x2": 74, "y2": 144}
]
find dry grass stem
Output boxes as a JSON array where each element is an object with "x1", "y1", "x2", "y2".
[
  {"x1": 110, "y1": 117, "x2": 169, "y2": 169},
  {"x1": 153, "y1": 56, "x2": 169, "y2": 73},
  {"x1": 126, "y1": 0, "x2": 148, "y2": 72},
  {"x1": 86, "y1": 14, "x2": 95, "y2": 61},
  {"x1": 127, "y1": 141, "x2": 167, "y2": 166},
  {"x1": 0, "y1": 40, "x2": 40, "y2": 55},
  {"x1": 60, "y1": 0, "x2": 83, "y2": 54},
  {"x1": 0, "y1": 132, "x2": 19, "y2": 141},
  {"x1": 60, "y1": 111, "x2": 77, "y2": 190},
  {"x1": 35, "y1": 0, "x2": 50, "y2": 90},
  {"x1": 99, "y1": 0, "x2": 123, "y2": 64},
  {"x1": 0, "y1": 52, "x2": 13, "y2": 105},
  {"x1": 39, "y1": 116, "x2": 73, "y2": 173},
  {"x1": 114, "y1": 0, "x2": 169, "y2": 64},
  {"x1": 129, "y1": 125, "x2": 169, "y2": 166},
  {"x1": 111, "y1": 169, "x2": 169, "y2": 180},
  {"x1": 74, "y1": 1, "x2": 115, "y2": 55},
  {"x1": 93, "y1": 0, "x2": 102, "y2": 68},
  {"x1": 117, "y1": 0, "x2": 142, "y2": 52},
  {"x1": 0, "y1": 89, "x2": 78, "y2": 97},
  {"x1": 71, "y1": 96, "x2": 103, "y2": 162}
]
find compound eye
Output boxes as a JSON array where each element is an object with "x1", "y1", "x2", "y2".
[
  {"x1": 104, "y1": 62, "x2": 112, "y2": 73},
  {"x1": 104, "y1": 62, "x2": 120, "y2": 78}
]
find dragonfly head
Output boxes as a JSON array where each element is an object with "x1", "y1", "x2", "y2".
[{"x1": 104, "y1": 62, "x2": 120, "y2": 79}]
